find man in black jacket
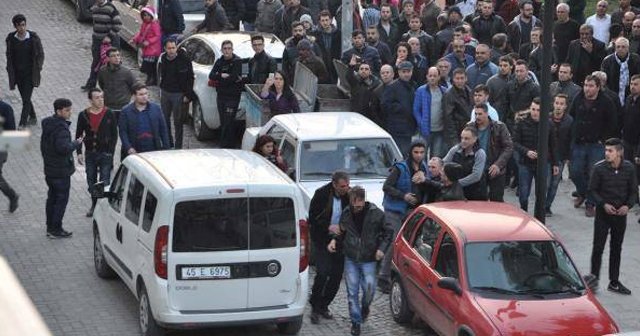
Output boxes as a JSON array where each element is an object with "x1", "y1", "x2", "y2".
[
  {"x1": 75, "y1": 88, "x2": 118, "y2": 217},
  {"x1": 570, "y1": 75, "x2": 618, "y2": 217},
  {"x1": 313, "y1": 10, "x2": 341, "y2": 83},
  {"x1": 0, "y1": 97, "x2": 19, "y2": 213},
  {"x1": 220, "y1": 0, "x2": 246, "y2": 30},
  {"x1": 193, "y1": 0, "x2": 230, "y2": 32},
  {"x1": 308, "y1": 171, "x2": 350, "y2": 324},
  {"x1": 566, "y1": 24, "x2": 606, "y2": 86},
  {"x1": 248, "y1": 35, "x2": 277, "y2": 85},
  {"x1": 6, "y1": 14, "x2": 45, "y2": 129},
  {"x1": 347, "y1": 63, "x2": 382, "y2": 124},
  {"x1": 471, "y1": 1, "x2": 507, "y2": 45},
  {"x1": 546, "y1": 94, "x2": 573, "y2": 215},
  {"x1": 588, "y1": 138, "x2": 637, "y2": 295},
  {"x1": 600, "y1": 37, "x2": 640, "y2": 105},
  {"x1": 158, "y1": 39, "x2": 195, "y2": 149},
  {"x1": 382, "y1": 61, "x2": 416, "y2": 155},
  {"x1": 327, "y1": 186, "x2": 391, "y2": 336},
  {"x1": 209, "y1": 40, "x2": 243, "y2": 148},
  {"x1": 41, "y1": 99, "x2": 83, "y2": 239},
  {"x1": 159, "y1": 0, "x2": 185, "y2": 42}
]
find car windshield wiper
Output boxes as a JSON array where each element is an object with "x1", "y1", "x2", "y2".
[
  {"x1": 353, "y1": 171, "x2": 383, "y2": 176},
  {"x1": 474, "y1": 287, "x2": 545, "y2": 299},
  {"x1": 302, "y1": 172, "x2": 332, "y2": 177},
  {"x1": 528, "y1": 286, "x2": 584, "y2": 296}
]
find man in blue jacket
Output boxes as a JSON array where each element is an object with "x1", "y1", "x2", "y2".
[
  {"x1": 40, "y1": 98, "x2": 83, "y2": 238},
  {"x1": 414, "y1": 66, "x2": 447, "y2": 158},
  {"x1": 119, "y1": 83, "x2": 170, "y2": 158}
]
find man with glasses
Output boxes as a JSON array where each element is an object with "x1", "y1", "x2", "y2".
[
  {"x1": 585, "y1": 0, "x2": 612, "y2": 44},
  {"x1": 248, "y1": 35, "x2": 277, "y2": 84},
  {"x1": 5, "y1": 14, "x2": 44, "y2": 129}
]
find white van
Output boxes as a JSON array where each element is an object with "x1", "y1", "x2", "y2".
[{"x1": 92, "y1": 149, "x2": 309, "y2": 336}]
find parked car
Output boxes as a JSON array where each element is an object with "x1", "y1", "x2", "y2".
[
  {"x1": 179, "y1": 32, "x2": 284, "y2": 140},
  {"x1": 92, "y1": 149, "x2": 309, "y2": 336},
  {"x1": 68, "y1": 0, "x2": 93, "y2": 21},
  {"x1": 113, "y1": 0, "x2": 205, "y2": 44},
  {"x1": 241, "y1": 112, "x2": 404, "y2": 211},
  {"x1": 390, "y1": 201, "x2": 619, "y2": 336}
]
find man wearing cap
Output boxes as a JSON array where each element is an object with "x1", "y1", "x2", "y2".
[
  {"x1": 341, "y1": 30, "x2": 382, "y2": 74},
  {"x1": 436, "y1": 7, "x2": 464, "y2": 56},
  {"x1": 282, "y1": 21, "x2": 319, "y2": 83},
  {"x1": 382, "y1": 61, "x2": 416, "y2": 155},
  {"x1": 395, "y1": 0, "x2": 416, "y2": 36}
]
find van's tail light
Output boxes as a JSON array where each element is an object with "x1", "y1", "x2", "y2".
[
  {"x1": 154, "y1": 225, "x2": 169, "y2": 279},
  {"x1": 299, "y1": 219, "x2": 309, "y2": 272}
]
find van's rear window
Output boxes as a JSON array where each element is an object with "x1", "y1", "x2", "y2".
[{"x1": 172, "y1": 198, "x2": 296, "y2": 252}]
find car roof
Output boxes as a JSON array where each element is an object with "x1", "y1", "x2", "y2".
[
  {"x1": 424, "y1": 201, "x2": 555, "y2": 243},
  {"x1": 270, "y1": 112, "x2": 393, "y2": 141},
  {"x1": 132, "y1": 149, "x2": 293, "y2": 189},
  {"x1": 188, "y1": 31, "x2": 285, "y2": 60}
]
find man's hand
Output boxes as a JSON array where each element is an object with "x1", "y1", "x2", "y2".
[
  {"x1": 488, "y1": 164, "x2": 500, "y2": 178},
  {"x1": 128, "y1": 148, "x2": 137, "y2": 155},
  {"x1": 221, "y1": 73, "x2": 230, "y2": 79},
  {"x1": 526, "y1": 150, "x2": 538, "y2": 160},
  {"x1": 328, "y1": 224, "x2": 340, "y2": 234},
  {"x1": 617, "y1": 205, "x2": 630, "y2": 216},
  {"x1": 182, "y1": 96, "x2": 191, "y2": 103},
  {"x1": 350, "y1": 54, "x2": 358, "y2": 66},
  {"x1": 77, "y1": 154, "x2": 84, "y2": 166},
  {"x1": 327, "y1": 239, "x2": 337, "y2": 253},
  {"x1": 581, "y1": 40, "x2": 593, "y2": 53},
  {"x1": 604, "y1": 203, "x2": 617, "y2": 215},
  {"x1": 404, "y1": 193, "x2": 418, "y2": 205},
  {"x1": 412, "y1": 171, "x2": 426, "y2": 183},
  {"x1": 375, "y1": 250, "x2": 384, "y2": 261},
  {"x1": 550, "y1": 64, "x2": 558, "y2": 73}
]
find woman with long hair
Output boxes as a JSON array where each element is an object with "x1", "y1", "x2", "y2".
[
  {"x1": 252, "y1": 135, "x2": 288, "y2": 172},
  {"x1": 260, "y1": 70, "x2": 300, "y2": 115}
]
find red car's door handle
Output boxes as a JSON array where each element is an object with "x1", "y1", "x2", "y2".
[{"x1": 426, "y1": 282, "x2": 433, "y2": 289}]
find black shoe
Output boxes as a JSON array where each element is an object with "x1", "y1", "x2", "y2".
[
  {"x1": 9, "y1": 195, "x2": 19, "y2": 213},
  {"x1": 86, "y1": 205, "x2": 95, "y2": 217},
  {"x1": 47, "y1": 230, "x2": 73, "y2": 239},
  {"x1": 17, "y1": 124, "x2": 27, "y2": 130},
  {"x1": 309, "y1": 311, "x2": 320, "y2": 324},
  {"x1": 350, "y1": 323, "x2": 361, "y2": 336},
  {"x1": 27, "y1": 117, "x2": 37, "y2": 126},
  {"x1": 80, "y1": 84, "x2": 94, "y2": 91},
  {"x1": 362, "y1": 306, "x2": 370, "y2": 322},
  {"x1": 320, "y1": 309, "x2": 334, "y2": 320},
  {"x1": 572, "y1": 191, "x2": 579, "y2": 197},
  {"x1": 608, "y1": 281, "x2": 632, "y2": 295},
  {"x1": 545, "y1": 208, "x2": 553, "y2": 217},
  {"x1": 378, "y1": 280, "x2": 390, "y2": 294}
]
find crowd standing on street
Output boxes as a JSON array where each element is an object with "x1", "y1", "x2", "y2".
[{"x1": 5, "y1": 0, "x2": 640, "y2": 334}]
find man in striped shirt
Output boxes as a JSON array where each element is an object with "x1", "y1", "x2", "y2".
[{"x1": 81, "y1": 0, "x2": 122, "y2": 91}]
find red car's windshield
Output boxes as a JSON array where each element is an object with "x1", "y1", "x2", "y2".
[{"x1": 465, "y1": 241, "x2": 585, "y2": 295}]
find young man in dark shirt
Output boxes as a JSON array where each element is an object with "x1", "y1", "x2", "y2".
[{"x1": 588, "y1": 138, "x2": 637, "y2": 295}]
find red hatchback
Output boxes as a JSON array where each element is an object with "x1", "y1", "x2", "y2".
[{"x1": 390, "y1": 201, "x2": 619, "y2": 336}]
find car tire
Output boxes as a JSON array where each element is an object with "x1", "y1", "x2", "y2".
[
  {"x1": 192, "y1": 99, "x2": 214, "y2": 141},
  {"x1": 75, "y1": 0, "x2": 91, "y2": 22},
  {"x1": 390, "y1": 276, "x2": 413, "y2": 324},
  {"x1": 276, "y1": 316, "x2": 303, "y2": 335},
  {"x1": 94, "y1": 228, "x2": 116, "y2": 279},
  {"x1": 139, "y1": 285, "x2": 166, "y2": 336}
]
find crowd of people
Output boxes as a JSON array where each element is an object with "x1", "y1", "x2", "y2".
[{"x1": 2, "y1": 0, "x2": 640, "y2": 334}]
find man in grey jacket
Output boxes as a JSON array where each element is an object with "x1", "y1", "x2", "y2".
[{"x1": 255, "y1": 0, "x2": 283, "y2": 33}]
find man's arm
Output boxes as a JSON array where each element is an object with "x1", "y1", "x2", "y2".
[
  {"x1": 588, "y1": 165, "x2": 604, "y2": 206},
  {"x1": 382, "y1": 166, "x2": 405, "y2": 199},
  {"x1": 458, "y1": 150, "x2": 487, "y2": 187}
]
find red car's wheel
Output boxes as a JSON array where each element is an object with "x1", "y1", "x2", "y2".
[{"x1": 390, "y1": 276, "x2": 413, "y2": 323}]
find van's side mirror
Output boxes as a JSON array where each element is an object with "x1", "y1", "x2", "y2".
[
  {"x1": 92, "y1": 182, "x2": 109, "y2": 199},
  {"x1": 438, "y1": 277, "x2": 462, "y2": 296},
  {"x1": 287, "y1": 167, "x2": 296, "y2": 181}
]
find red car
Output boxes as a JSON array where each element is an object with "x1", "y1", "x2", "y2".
[{"x1": 390, "y1": 201, "x2": 619, "y2": 336}]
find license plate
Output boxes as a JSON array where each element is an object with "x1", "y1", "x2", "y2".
[{"x1": 181, "y1": 266, "x2": 231, "y2": 280}]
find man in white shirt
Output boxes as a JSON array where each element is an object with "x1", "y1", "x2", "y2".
[{"x1": 585, "y1": 0, "x2": 611, "y2": 43}]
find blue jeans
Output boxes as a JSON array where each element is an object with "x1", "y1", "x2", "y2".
[
  {"x1": 545, "y1": 161, "x2": 566, "y2": 210},
  {"x1": 517, "y1": 162, "x2": 549, "y2": 211},
  {"x1": 45, "y1": 176, "x2": 71, "y2": 233},
  {"x1": 85, "y1": 152, "x2": 113, "y2": 194},
  {"x1": 426, "y1": 131, "x2": 446, "y2": 158},
  {"x1": 344, "y1": 257, "x2": 377, "y2": 325},
  {"x1": 570, "y1": 143, "x2": 604, "y2": 206}
]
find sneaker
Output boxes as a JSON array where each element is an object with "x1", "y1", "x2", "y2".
[
  {"x1": 320, "y1": 309, "x2": 334, "y2": 320},
  {"x1": 27, "y1": 117, "x2": 37, "y2": 126},
  {"x1": 573, "y1": 196, "x2": 585, "y2": 208},
  {"x1": 86, "y1": 206, "x2": 95, "y2": 217},
  {"x1": 350, "y1": 323, "x2": 361, "y2": 336},
  {"x1": 362, "y1": 306, "x2": 370, "y2": 321},
  {"x1": 571, "y1": 191, "x2": 579, "y2": 197},
  {"x1": 47, "y1": 230, "x2": 73, "y2": 239},
  {"x1": 608, "y1": 281, "x2": 632, "y2": 295},
  {"x1": 9, "y1": 195, "x2": 19, "y2": 213},
  {"x1": 585, "y1": 205, "x2": 596, "y2": 217},
  {"x1": 309, "y1": 311, "x2": 320, "y2": 324},
  {"x1": 545, "y1": 208, "x2": 553, "y2": 217},
  {"x1": 80, "y1": 84, "x2": 93, "y2": 91}
]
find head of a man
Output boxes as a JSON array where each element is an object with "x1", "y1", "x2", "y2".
[
  {"x1": 558, "y1": 63, "x2": 573, "y2": 82},
  {"x1": 514, "y1": 60, "x2": 528, "y2": 83},
  {"x1": 604, "y1": 138, "x2": 624, "y2": 163},
  {"x1": 409, "y1": 141, "x2": 426, "y2": 164},
  {"x1": 297, "y1": 40, "x2": 312, "y2": 60},
  {"x1": 380, "y1": 64, "x2": 395, "y2": 84},
  {"x1": 556, "y1": 3, "x2": 570, "y2": 22},
  {"x1": 520, "y1": 1, "x2": 534, "y2": 19},
  {"x1": 402, "y1": 0, "x2": 415, "y2": 16},
  {"x1": 437, "y1": 59, "x2": 451, "y2": 79},
  {"x1": 54, "y1": 98, "x2": 73, "y2": 120},
  {"x1": 452, "y1": 68, "x2": 467, "y2": 89},
  {"x1": 88, "y1": 88, "x2": 105, "y2": 109},
  {"x1": 319, "y1": 11, "x2": 332, "y2": 30},
  {"x1": 583, "y1": 75, "x2": 601, "y2": 100},
  {"x1": 530, "y1": 27, "x2": 542, "y2": 45},
  {"x1": 408, "y1": 37, "x2": 421, "y2": 55},
  {"x1": 426, "y1": 67, "x2": 440, "y2": 86},
  {"x1": 498, "y1": 55, "x2": 513, "y2": 76},
  {"x1": 251, "y1": 35, "x2": 265, "y2": 54},
  {"x1": 398, "y1": 61, "x2": 414, "y2": 81},
  {"x1": 164, "y1": 38, "x2": 178, "y2": 58},
  {"x1": 352, "y1": 30, "x2": 365, "y2": 49},
  {"x1": 348, "y1": 186, "x2": 366, "y2": 214},
  {"x1": 409, "y1": 15, "x2": 422, "y2": 32},
  {"x1": 530, "y1": 97, "x2": 541, "y2": 121},
  {"x1": 380, "y1": 4, "x2": 393, "y2": 21},
  {"x1": 624, "y1": 11, "x2": 636, "y2": 29},
  {"x1": 366, "y1": 25, "x2": 379, "y2": 44},
  {"x1": 132, "y1": 83, "x2": 149, "y2": 105},
  {"x1": 631, "y1": 74, "x2": 640, "y2": 97},
  {"x1": 358, "y1": 62, "x2": 372, "y2": 79},
  {"x1": 460, "y1": 127, "x2": 478, "y2": 150},
  {"x1": 473, "y1": 85, "x2": 490, "y2": 105},
  {"x1": 221, "y1": 40, "x2": 233, "y2": 59},
  {"x1": 107, "y1": 48, "x2": 121, "y2": 66},
  {"x1": 553, "y1": 94, "x2": 568, "y2": 118},
  {"x1": 580, "y1": 24, "x2": 594, "y2": 42},
  {"x1": 481, "y1": 1, "x2": 494, "y2": 18},
  {"x1": 615, "y1": 37, "x2": 630, "y2": 59},
  {"x1": 428, "y1": 157, "x2": 444, "y2": 178},
  {"x1": 475, "y1": 44, "x2": 490, "y2": 64},
  {"x1": 12, "y1": 14, "x2": 26, "y2": 34},
  {"x1": 292, "y1": 22, "x2": 305, "y2": 39},
  {"x1": 474, "y1": 103, "x2": 490, "y2": 126},
  {"x1": 331, "y1": 170, "x2": 350, "y2": 196},
  {"x1": 452, "y1": 38, "x2": 466, "y2": 57},
  {"x1": 596, "y1": 0, "x2": 609, "y2": 16}
]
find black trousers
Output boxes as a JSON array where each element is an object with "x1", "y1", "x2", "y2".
[
  {"x1": 16, "y1": 77, "x2": 35, "y2": 126},
  {"x1": 487, "y1": 173, "x2": 506, "y2": 202},
  {"x1": 217, "y1": 96, "x2": 240, "y2": 148},
  {"x1": 309, "y1": 241, "x2": 344, "y2": 313},
  {"x1": 45, "y1": 176, "x2": 71, "y2": 234},
  {"x1": 86, "y1": 35, "x2": 120, "y2": 87},
  {"x1": 590, "y1": 207, "x2": 627, "y2": 282},
  {"x1": 0, "y1": 155, "x2": 18, "y2": 201}
]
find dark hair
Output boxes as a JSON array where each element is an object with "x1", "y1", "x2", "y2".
[
  {"x1": 462, "y1": 126, "x2": 478, "y2": 137},
  {"x1": 409, "y1": 13, "x2": 421, "y2": 21},
  {"x1": 88, "y1": 88, "x2": 103, "y2": 100},
  {"x1": 474, "y1": 103, "x2": 488, "y2": 113},
  {"x1": 532, "y1": 97, "x2": 541, "y2": 105},
  {"x1": 331, "y1": 170, "x2": 350, "y2": 183},
  {"x1": 318, "y1": 9, "x2": 332, "y2": 19},
  {"x1": 107, "y1": 47, "x2": 120, "y2": 57},
  {"x1": 554, "y1": 93, "x2": 569, "y2": 102},
  {"x1": 515, "y1": 59, "x2": 528, "y2": 68},
  {"x1": 519, "y1": 0, "x2": 533, "y2": 9},
  {"x1": 252, "y1": 135, "x2": 276, "y2": 155},
  {"x1": 221, "y1": 40, "x2": 233, "y2": 48},
  {"x1": 559, "y1": 62, "x2": 572, "y2": 72},
  {"x1": 473, "y1": 84, "x2": 489, "y2": 94},
  {"x1": 131, "y1": 82, "x2": 148, "y2": 94},
  {"x1": 452, "y1": 68, "x2": 466, "y2": 77},
  {"x1": 251, "y1": 35, "x2": 264, "y2": 43},
  {"x1": 164, "y1": 38, "x2": 178, "y2": 47},
  {"x1": 12, "y1": 14, "x2": 26, "y2": 27},
  {"x1": 268, "y1": 70, "x2": 295, "y2": 98},
  {"x1": 396, "y1": 41, "x2": 411, "y2": 54},
  {"x1": 367, "y1": 24, "x2": 378, "y2": 31},
  {"x1": 605, "y1": 138, "x2": 624, "y2": 151},
  {"x1": 609, "y1": 23, "x2": 624, "y2": 41},
  {"x1": 410, "y1": 140, "x2": 427, "y2": 152},
  {"x1": 492, "y1": 33, "x2": 508, "y2": 48},
  {"x1": 53, "y1": 98, "x2": 72, "y2": 112},
  {"x1": 348, "y1": 185, "x2": 366, "y2": 201},
  {"x1": 584, "y1": 74, "x2": 601, "y2": 87},
  {"x1": 291, "y1": 21, "x2": 303, "y2": 29},
  {"x1": 380, "y1": 3, "x2": 392, "y2": 10},
  {"x1": 631, "y1": 74, "x2": 640, "y2": 81},
  {"x1": 352, "y1": 29, "x2": 365, "y2": 38},
  {"x1": 454, "y1": 26, "x2": 466, "y2": 33}
]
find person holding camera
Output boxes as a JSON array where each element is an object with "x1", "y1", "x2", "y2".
[
  {"x1": 252, "y1": 135, "x2": 287, "y2": 172},
  {"x1": 260, "y1": 70, "x2": 300, "y2": 115}
]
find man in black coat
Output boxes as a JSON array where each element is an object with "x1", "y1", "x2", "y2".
[
  {"x1": 209, "y1": 40, "x2": 243, "y2": 148},
  {"x1": 600, "y1": 37, "x2": 640, "y2": 105},
  {"x1": 40, "y1": 99, "x2": 83, "y2": 239},
  {"x1": 220, "y1": 0, "x2": 246, "y2": 30},
  {"x1": 382, "y1": 61, "x2": 416, "y2": 156},
  {"x1": 313, "y1": 10, "x2": 342, "y2": 83},
  {"x1": 0, "y1": 97, "x2": 19, "y2": 213},
  {"x1": 347, "y1": 63, "x2": 383, "y2": 125},
  {"x1": 5, "y1": 14, "x2": 44, "y2": 129},
  {"x1": 471, "y1": 1, "x2": 507, "y2": 46},
  {"x1": 248, "y1": 35, "x2": 277, "y2": 84},
  {"x1": 566, "y1": 24, "x2": 606, "y2": 86},
  {"x1": 308, "y1": 171, "x2": 350, "y2": 324},
  {"x1": 159, "y1": 0, "x2": 185, "y2": 42}
]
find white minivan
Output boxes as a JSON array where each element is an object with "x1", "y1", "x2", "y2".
[{"x1": 92, "y1": 149, "x2": 309, "y2": 336}]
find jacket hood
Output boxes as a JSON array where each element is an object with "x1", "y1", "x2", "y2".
[
  {"x1": 141, "y1": 6, "x2": 157, "y2": 19},
  {"x1": 42, "y1": 115, "x2": 70, "y2": 134}
]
